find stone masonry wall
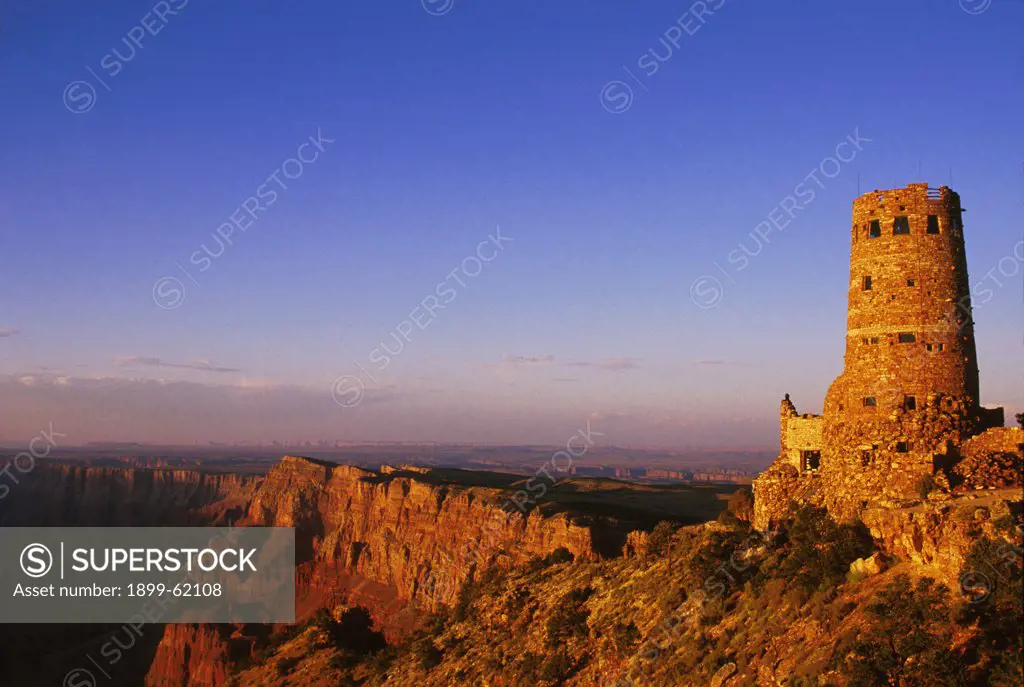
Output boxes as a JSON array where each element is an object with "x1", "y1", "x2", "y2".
[
  {"x1": 818, "y1": 184, "x2": 987, "y2": 517},
  {"x1": 755, "y1": 184, "x2": 1009, "y2": 527}
]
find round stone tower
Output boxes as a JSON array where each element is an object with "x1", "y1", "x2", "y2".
[{"x1": 820, "y1": 183, "x2": 982, "y2": 514}]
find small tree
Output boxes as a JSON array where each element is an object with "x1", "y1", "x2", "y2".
[
  {"x1": 648, "y1": 521, "x2": 677, "y2": 571},
  {"x1": 1016, "y1": 411, "x2": 1023, "y2": 429}
]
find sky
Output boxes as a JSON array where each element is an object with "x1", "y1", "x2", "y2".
[{"x1": 1, "y1": 0, "x2": 1021, "y2": 447}]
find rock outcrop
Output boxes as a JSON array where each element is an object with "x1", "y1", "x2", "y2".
[{"x1": 243, "y1": 456, "x2": 596, "y2": 609}]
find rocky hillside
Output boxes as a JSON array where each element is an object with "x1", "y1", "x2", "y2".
[
  {"x1": 223, "y1": 490, "x2": 1023, "y2": 687},
  {"x1": 1, "y1": 456, "x2": 733, "y2": 686}
]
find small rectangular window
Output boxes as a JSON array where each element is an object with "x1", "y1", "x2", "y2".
[
  {"x1": 802, "y1": 451, "x2": 821, "y2": 471},
  {"x1": 898, "y1": 332, "x2": 916, "y2": 343},
  {"x1": 860, "y1": 451, "x2": 873, "y2": 467},
  {"x1": 895, "y1": 441, "x2": 910, "y2": 453},
  {"x1": 927, "y1": 215, "x2": 940, "y2": 234},
  {"x1": 863, "y1": 276, "x2": 873, "y2": 290},
  {"x1": 906, "y1": 278, "x2": 916, "y2": 287},
  {"x1": 863, "y1": 397, "x2": 877, "y2": 407},
  {"x1": 869, "y1": 220, "x2": 882, "y2": 238},
  {"x1": 937, "y1": 343, "x2": 944, "y2": 351},
  {"x1": 893, "y1": 216, "x2": 910, "y2": 235},
  {"x1": 870, "y1": 337, "x2": 879, "y2": 344},
  {"x1": 926, "y1": 343, "x2": 934, "y2": 352},
  {"x1": 904, "y1": 396, "x2": 916, "y2": 410}
]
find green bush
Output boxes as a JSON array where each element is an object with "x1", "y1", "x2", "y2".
[
  {"x1": 834, "y1": 575, "x2": 962, "y2": 686},
  {"x1": 769, "y1": 505, "x2": 874, "y2": 592},
  {"x1": 545, "y1": 587, "x2": 593, "y2": 646}
]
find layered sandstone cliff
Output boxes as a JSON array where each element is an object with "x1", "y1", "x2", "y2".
[{"x1": 244, "y1": 456, "x2": 596, "y2": 608}]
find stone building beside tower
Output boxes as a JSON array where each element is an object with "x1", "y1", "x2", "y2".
[{"x1": 753, "y1": 183, "x2": 1021, "y2": 529}]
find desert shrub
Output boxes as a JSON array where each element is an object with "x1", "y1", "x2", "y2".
[
  {"x1": 275, "y1": 655, "x2": 301, "y2": 675},
  {"x1": 318, "y1": 606, "x2": 386, "y2": 655},
  {"x1": 610, "y1": 621, "x2": 642, "y2": 653},
  {"x1": 686, "y1": 527, "x2": 754, "y2": 596},
  {"x1": 452, "y1": 577, "x2": 476, "y2": 622},
  {"x1": 545, "y1": 546, "x2": 574, "y2": 565},
  {"x1": 958, "y1": 536, "x2": 1023, "y2": 686},
  {"x1": 539, "y1": 650, "x2": 575, "y2": 682},
  {"x1": 412, "y1": 636, "x2": 444, "y2": 670},
  {"x1": 834, "y1": 575, "x2": 963, "y2": 686},
  {"x1": 647, "y1": 521, "x2": 677, "y2": 561},
  {"x1": 768, "y1": 505, "x2": 874, "y2": 592},
  {"x1": 545, "y1": 586, "x2": 593, "y2": 646}
]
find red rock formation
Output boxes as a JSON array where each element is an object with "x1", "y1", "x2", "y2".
[
  {"x1": 244, "y1": 456, "x2": 596, "y2": 608},
  {"x1": 144, "y1": 625, "x2": 238, "y2": 687},
  {"x1": 4, "y1": 456, "x2": 605, "y2": 686}
]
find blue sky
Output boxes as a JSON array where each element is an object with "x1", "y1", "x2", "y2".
[{"x1": 1, "y1": 0, "x2": 1021, "y2": 446}]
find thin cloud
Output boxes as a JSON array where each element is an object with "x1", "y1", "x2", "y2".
[
  {"x1": 0, "y1": 327, "x2": 19, "y2": 338},
  {"x1": 501, "y1": 354, "x2": 555, "y2": 365},
  {"x1": 114, "y1": 356, "x2": 241, "y2": 373},
  {"x1": 565, "y1": 357, "x2": 642, "y2": 371},
  {"x1": 692, "y1": 359, "x2": 751, "y2": 367}
]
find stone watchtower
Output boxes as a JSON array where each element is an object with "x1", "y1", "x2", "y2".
[
  {"x1": 819, "y1": 184, "x2": 1000, "y2": 516},
  {"x1": 752, "y1": 183, "x2": 1012, "y2": 528}
]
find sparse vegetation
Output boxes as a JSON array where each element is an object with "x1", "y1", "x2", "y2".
[{"x1": 226, "y1": 501, "x2": 1021, "y2": 687}]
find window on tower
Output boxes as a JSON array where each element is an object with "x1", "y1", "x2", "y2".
[
  {"x1": 904, "y1": 396, "x2": 916, "y2": 411},
  {"x1": 893, "y1": 216, "x2": 911, "y2": 235},
  {"x1": 801, "y1": 451, "x2": 821, "y2": 471},
  {"x1": 863, "y1": 276, "x2": 873, "y2": 290},
  {"x1": 869, "y1": 220, "x2": 882, "y2": 238},
  {"x1": 863, "y1": 397, "x2": 877, "y2": 407},
  {"x1": 906, "y1": 278, "x2": 916, "y2": 287},
  {"x1": 898, "y1": 332, "x2": 916, "y2": 343},
  {"x1": 927, "y1": 215, "x2": 940, "y2": 234}
]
